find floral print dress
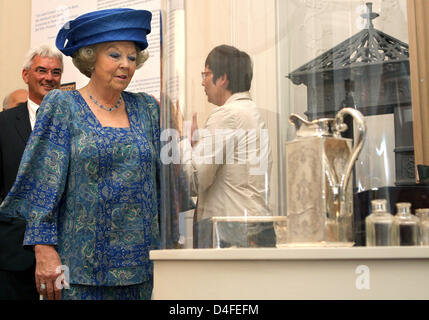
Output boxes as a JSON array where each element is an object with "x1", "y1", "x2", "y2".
[{"x1": 0, "y1": 89, "x2": 160, "y2": 289}]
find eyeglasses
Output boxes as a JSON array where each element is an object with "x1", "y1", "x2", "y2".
[
  {"x1": 201, "y1": 71, "x2": 212, "y2": 81},
  {"x1": 34, "y1": 67, "x2": 62, "y2": 77}
]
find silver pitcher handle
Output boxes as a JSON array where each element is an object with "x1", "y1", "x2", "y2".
[
  {"x1": 335, "y1": 108, "x2": 367, "y2": 196},
  {"x1": 288, "y1": 114, "x2": 312, "y2": 131}
]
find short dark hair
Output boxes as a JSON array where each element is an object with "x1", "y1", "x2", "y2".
[{"x1": 205, "y1": 45, "x2": 253, "y2": 94}]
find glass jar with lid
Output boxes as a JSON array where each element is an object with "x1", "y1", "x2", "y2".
[
  {"x1": 365, "y1": 199, "x2": 394, "y2": 246},
  {"x1": 393, "y1": 203, "x2": 420, "y2": 246}
]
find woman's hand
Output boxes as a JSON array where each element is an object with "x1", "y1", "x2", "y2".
[{"x1": 34, "y1": 244, "x2": 63, "y2": 300}]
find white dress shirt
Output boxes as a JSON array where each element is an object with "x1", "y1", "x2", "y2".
[
  {"x1": 27, "y1": 99, "x2": 40, "y2": 130},
  {"x1": 180, "y1": 91, "x2": 273, "y2": 224}
]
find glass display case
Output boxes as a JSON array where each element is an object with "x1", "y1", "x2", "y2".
[{"x1": 158, "y1": 0, "x2": 429, "y2": 249}]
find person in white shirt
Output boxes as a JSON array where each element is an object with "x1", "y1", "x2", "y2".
[
  {"x1": 0, "y1": 45, "x2": 63, "y2": 300},
  {"x1": 180, "y1": 45, "x2": 274, "y2": 248}
]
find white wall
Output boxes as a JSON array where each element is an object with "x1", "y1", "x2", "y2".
[{"x1": 0, "y1": 0, "x2": 31, "y2": 110}]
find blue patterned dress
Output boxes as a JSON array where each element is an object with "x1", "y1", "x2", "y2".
[{"x1": 0, "y1": 89, "x2": 160, "y2": 299}]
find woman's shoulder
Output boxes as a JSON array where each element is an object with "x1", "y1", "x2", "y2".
[
  {"x1": 39, "y1": 89, "x2": 76, "y2": 117},
  {"x1": 125, "y1": 91, "x2": 160, "y2": 117},
  {"x1": 42, "y1": 89, "x2": 76, "y2": 108},
  {"x1": 125, "y1": 91, "x2": 159, "y2": 106},
  {"x1": 43, "y1": 88, "x2": 74, "y2": 101}
]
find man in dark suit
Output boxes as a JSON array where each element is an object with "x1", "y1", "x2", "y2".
[{"x1": 0, "y1": 45, "x2": 63, "y2": 300}]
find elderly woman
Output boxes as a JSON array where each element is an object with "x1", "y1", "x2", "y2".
[{"x1": 0, "y1": 8, "x2": 159, "y2": 300}]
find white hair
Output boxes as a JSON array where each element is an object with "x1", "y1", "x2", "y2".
[{"x1": 23, "y1": 44, "x2": 64, "y2": 70}]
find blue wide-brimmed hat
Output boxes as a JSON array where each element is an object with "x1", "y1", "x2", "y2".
[{"x1": 56, "y1": 8, "x2": 152, "y2": 57}]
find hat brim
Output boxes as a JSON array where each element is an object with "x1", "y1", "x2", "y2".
[{"x1": 56, "y1": 9, "x2": 152, "y2": 57}]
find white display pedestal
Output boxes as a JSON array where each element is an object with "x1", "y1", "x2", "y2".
[{"x1": 150, "y1": 247, "x2": 429, "y2": 300}]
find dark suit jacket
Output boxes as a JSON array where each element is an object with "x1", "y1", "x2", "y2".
[{"x1": 0, "y1": 102, "x2": 35, "y2": 271}]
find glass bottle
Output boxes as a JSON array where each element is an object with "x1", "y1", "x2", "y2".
[
  {"x1": 415, "y1": 209, "x2": 429, "y2": 246},
  {"x1": 365, "y1": 199, "x2": 394, "y2": 246},
  {"x1": 393, "y1": 202, "x2": 420, "y2": 246}
]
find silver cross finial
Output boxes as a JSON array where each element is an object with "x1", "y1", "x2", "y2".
[{"x1": 360, "y1": 2, "x2": 379, "y2": 29}]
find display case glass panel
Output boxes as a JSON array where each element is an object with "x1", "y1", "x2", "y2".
[{"x1": 159, "y1": 0, "x2": 424, "y2": 249}]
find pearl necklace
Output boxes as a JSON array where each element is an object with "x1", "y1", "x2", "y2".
[{"x1": 88, "y1": 92, "x2": 123, "y2": 112}]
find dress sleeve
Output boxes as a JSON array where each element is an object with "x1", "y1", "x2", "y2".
[{"x1": 0, "y1": 89, "x2": 71, "y2": 246}]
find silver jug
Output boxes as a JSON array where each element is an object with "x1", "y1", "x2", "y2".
[{"x1": 285, "y1": 108, "x2": 366, "y2": 246}]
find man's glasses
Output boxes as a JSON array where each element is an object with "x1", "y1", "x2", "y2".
[
  {"x1": 34, "y1": 67, "x2": 62, "y2": 77},
  {"x1": 201, "y1": 71, "x2": 212, "y2": 81}
]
